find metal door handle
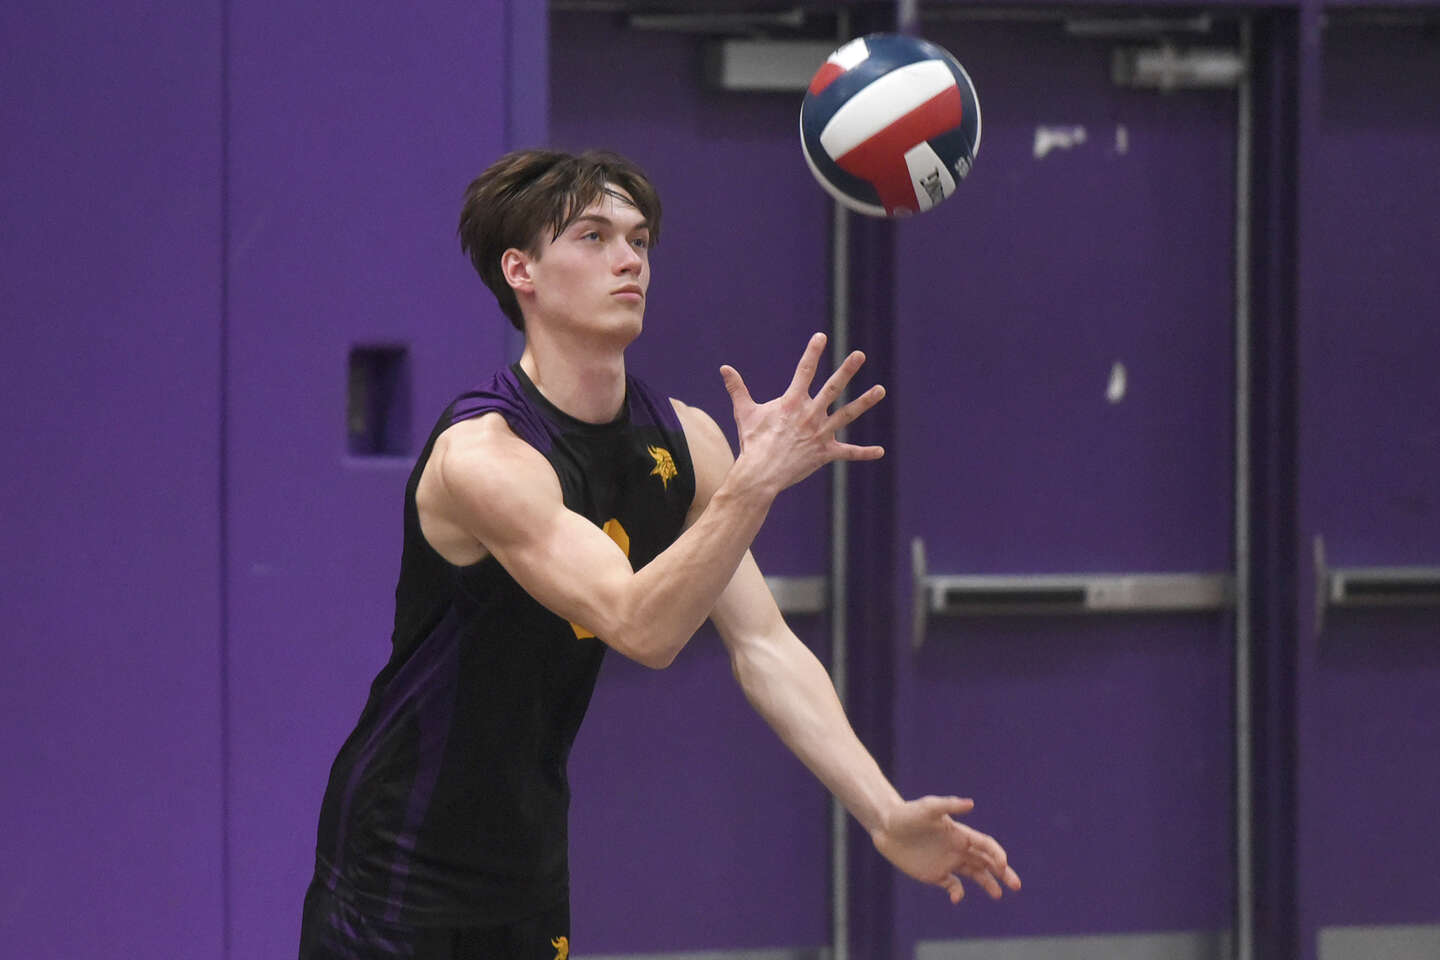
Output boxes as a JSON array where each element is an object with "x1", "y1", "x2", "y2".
[
  {"x1": 764, "y1": 575, "x2": 827, "y2": 615},
  {"x1": 1313, "y1": 534, "x2": 1440, "y2": 637},
  {"x1": 911, "y1": 537, "x2": 1234, "y2": 648}
]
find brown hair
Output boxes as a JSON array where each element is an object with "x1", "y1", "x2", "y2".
[{"x1": 458, "y1": 149, "x2": 662, "y2": 330}]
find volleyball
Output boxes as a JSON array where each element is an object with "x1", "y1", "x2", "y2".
[{"x1": 800, "y1": 33, "x2": 981, "y2": 218}]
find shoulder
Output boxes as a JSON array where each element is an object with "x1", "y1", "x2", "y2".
[
  {"x1": 434, "y1": 413, "x2": 555, "y2": 492},
  {"x1": 670, "y1": 398, "x2": 734, "y2": 521},
  {"x1": 421, "y1": 412, "x2": 562, "y2": 534},
  {"x1": 670, "y1": 399, "x2": 732, "y2": 464}
]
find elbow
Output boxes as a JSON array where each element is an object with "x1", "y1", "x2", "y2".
[
  {"x1": 602, "y1": 597, "x2": 683, "y2": 669},
  {"x1": 637, "y1": 647, "x2": 678, "y2": 670},
  {"x1": 628, "y1": 631, "x2": 680, "y2": 669},
  {"x1": 610, "y1": 627, "x2": 681, "y2": 670},
  {"x1": 610, "y1": 643, "x2": 677, "y2": 670}
]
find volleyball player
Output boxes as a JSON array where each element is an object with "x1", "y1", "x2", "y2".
[{"x1": 298, "y1": 149, "x2": 1020, "y2": 960}]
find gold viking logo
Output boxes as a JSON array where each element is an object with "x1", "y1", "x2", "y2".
[
  {"x1": 550, "y1": 935, "x2": 569, "y2": 960},
  {"x1": 648, "y1": 445, "x2": 676, "y2": 490}
]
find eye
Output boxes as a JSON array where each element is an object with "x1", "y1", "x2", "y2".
[
  {"x1": 582, "y1": 230, "x2": 602, "y2": 241},
  {"x1": 632, "y1": 236, "x2": 650, "y2": 250}
]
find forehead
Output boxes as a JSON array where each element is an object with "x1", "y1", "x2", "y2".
[{"x1": 572, "y1": 185, "x2": 646, "y2": 226}]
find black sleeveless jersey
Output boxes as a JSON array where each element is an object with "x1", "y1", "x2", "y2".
[{"x1": 310, "y1": 364, "x2": 695, "y2": 926}]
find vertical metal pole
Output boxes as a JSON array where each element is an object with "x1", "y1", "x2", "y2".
[
  {"x1": 828, "y1": 200, "x2": 851, "y2": 960},
  {"x1": 828, "y1": 7, "x2": 852, "y2": 955},
  {"x1": 897, "y1": 0, "x2": 920, "y2": 34},
  {"x1": 1234, "y1": 15, "x2": 1255, "y2": 960}
]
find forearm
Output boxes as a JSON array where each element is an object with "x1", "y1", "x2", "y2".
[
  {"x1": 608, "y1": 466, "x2": 776, "y2": 667},
  {"x1": 731, "y1": 630, "x2": 902, "y2": 833}
]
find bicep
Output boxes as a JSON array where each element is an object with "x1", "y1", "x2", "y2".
[{"x1": 436, "y1": 429, "x2": 637, "y2": 638}]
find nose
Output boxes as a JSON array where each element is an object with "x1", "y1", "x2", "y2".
[{"x1": 614, "y1": 238, "x2": 642, "y2": 275}]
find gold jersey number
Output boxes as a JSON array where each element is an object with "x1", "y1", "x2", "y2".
[{"x1": 569, "y1": 518, "x2": 628, "y2": 640}]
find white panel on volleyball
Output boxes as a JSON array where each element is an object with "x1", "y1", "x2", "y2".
[
  {"x1": 818, "y1": 59, "x2": 954, "y2": 158},
  {"x1": 828, "y1": 36, "x2": 871, "y2": 71},
  {"x1": 903, "y1": 142, "x2": 956, "y2": 212}
]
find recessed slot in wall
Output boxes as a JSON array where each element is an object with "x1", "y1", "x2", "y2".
[{"x1": 347, "y1": 345, "x2": 411, "y2": 456}]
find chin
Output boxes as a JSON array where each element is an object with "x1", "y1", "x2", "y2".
[
  {"x1": 606, "y1": 310, "x2": 644, "y2": 344},
  {"x1": 573, "y1": 313, "x2": 642, "y2": 351}
]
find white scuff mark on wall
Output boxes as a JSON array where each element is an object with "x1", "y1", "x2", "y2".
[
  {"x1": 1115, "y1": 123, "x2": 1129, "y2": 155},
  {"x1": 1033, "y1": 124, "x2": 1087, "y2": 159},
  {"x1": 1107, "y1": 361, "x2": 1128, "y2": 404}
]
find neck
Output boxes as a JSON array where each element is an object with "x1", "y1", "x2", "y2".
[{"x1": 517, "y1": 340, "x2": 627, "y2": 424}]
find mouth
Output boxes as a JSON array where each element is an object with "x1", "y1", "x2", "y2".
[{"x1": 612, "y1": 284, "x2": 645, "y2": 301}]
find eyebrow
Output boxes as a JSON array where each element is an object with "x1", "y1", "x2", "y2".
[{"x1": 567, "y1": 214, "x2": 651, "y2": 233}]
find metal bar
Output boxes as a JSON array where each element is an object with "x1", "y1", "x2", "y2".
[
  {"x1": 1312, "y1": 534, "x2": 1440, "y2": 636},
  {"x1": 1329, "y1": 567, "x2": 1440, "y2": 607},
  {"x1": 910, "y1": 537, "x2": 929, "y2": 650},
  {"x1": 764, "y1": 575, "x2": 828, "y2": 615},
  {"x1": 910, "y1": 539, "x2": 1234, "y2": 647},
  {"x1": 922, "y1": 573, "x2": 1234, "y2": 616},
  {"x1": 1233, "y1": 17, "x2": 1255, "y2": 960}
]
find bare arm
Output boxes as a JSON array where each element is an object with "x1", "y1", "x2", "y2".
[
  {"x1": 691, "y1": 416, "x2": 1022, "y2": 903},
  {"x1": 422, "y1": 333, "x2": 883, "y2": 669}
]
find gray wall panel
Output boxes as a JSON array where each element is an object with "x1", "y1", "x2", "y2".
[
  {"x1": 917, "y1": 930, "x2": 1230, "y2": 960},
  {"x1": 1318, "y1": 925, "x2": 1440, "y2": 960}
]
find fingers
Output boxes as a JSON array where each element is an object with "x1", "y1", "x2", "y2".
[
  {"x1": 942, "y1": 874, "x2": 965, "y2": 904},
  {"x1": 965, "y1": 829, "x2": 1011, "y2": 881},
  {"x1": 941, "y1": 799, "x2": 1018, "y2": 896},
  {"x1": 832, "y1": 441, "x2": 885, "y2": 462},
  {"x1": 969, "y1": 865, "x2": 1005, "y2": 900},
  {"x1": 827, "y1": 382, "x2": 886, "y2": 433},
  {"x1": 813, "y1": 348, "x2": 867, "y2": 410},
  {"x1": 786, "y1": 332, "x2": 828, "y2": 397}
]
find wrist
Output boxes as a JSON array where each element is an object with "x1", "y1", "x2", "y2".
[
  {"x1": 861, "y1": 791, "x2": 907, "y2": 837},
  {"x1": 716, "y1": 453, "x2": 783, "y2": 507}
]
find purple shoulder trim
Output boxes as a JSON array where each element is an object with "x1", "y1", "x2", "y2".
[
  {"x1": 624, "y1": 373, "x2": 681, "y2": 433},
  {"x1": 447, "y1": 367, "x2": 553, "y2": 454}
]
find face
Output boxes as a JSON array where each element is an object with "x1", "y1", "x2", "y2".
[{"x1": 507, "y1": 187, "x2": 652, "y2": 344}]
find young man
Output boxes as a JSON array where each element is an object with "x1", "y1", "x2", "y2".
[{"x1": 299, "y1": 149, "x2": 1020, "y2": 959}]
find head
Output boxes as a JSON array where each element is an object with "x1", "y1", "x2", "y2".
[{"x1": 458, "y1": 149, "x2": 662, "y2": 331}]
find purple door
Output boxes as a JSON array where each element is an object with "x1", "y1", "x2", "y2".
[
  {"x1": 890, "y1": 16, "x2": 1240, "y2": 958},
  {"x1": 551, "y1": 11, "x2": 836, "y2": 955},
  {"x1": 1298, "y1": 19, "x2": 1440, "y2": 960}
]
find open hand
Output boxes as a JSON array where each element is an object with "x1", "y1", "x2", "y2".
[
  {"x1": 719, "y1": 332, "x2": 885, "y2": 496},
  {"x1": 871, "y1": 795, "x2": 1021, "y2": 903}
]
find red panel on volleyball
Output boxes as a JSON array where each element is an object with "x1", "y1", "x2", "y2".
[{"x1": 832, "y1": 86, "x2": 963, "y2": 213}]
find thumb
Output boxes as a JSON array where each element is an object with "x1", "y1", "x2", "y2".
[
  {"x1": 942, "y1": 874, "x2": 965, "y2": 904},
  {"x1": 922, "y1": 795, "x2": 975, "y2": 818},
  {"x1": 719, "y1": 365, "x2": 753, "y2": 409}
]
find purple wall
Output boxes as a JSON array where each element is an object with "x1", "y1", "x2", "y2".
[
  {"x1": 3, "y1": 3, "x2": 525, "y2": 957},
  {"x1": 7, "y1": 4, "x2": 1440, "y2": 960},
  {"x1": 224, "y1": 3, "x2": 516, "y2": 957},
  {"x1": 1, "y1": 3, "x2": 225, "y2": 956}
]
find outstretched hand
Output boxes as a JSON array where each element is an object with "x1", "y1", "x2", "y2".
[
  {"x1": 871, "y1": 796, "x2": 1022, "y2": 904},
  {"x1": 719, "y1": 332, "x2": 885, "y2": 497}
]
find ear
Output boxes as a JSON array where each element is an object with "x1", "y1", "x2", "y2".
[{"x1": 500, "y1": 248, "x2": 535, "y2": 294}]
